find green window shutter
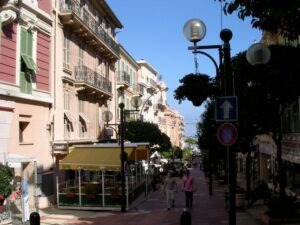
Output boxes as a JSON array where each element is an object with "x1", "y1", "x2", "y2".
[
  {"x1": 21, "y1": 55, "x2": 35, "y2": 71},
  {"x1": 20, "y1": 71, "x2": 26, "y2": 93},
  {"x1": 20, "y1": 29, "x2": 37, "y2": 71},
  {"x1": 26, "y1": 31, "x2": 37, "y2": 71},
  {"x1": 20, "y1": 71, "x2": 32, "y2": 94},
  {"x1": 21, "y1": 28, "x2": 27, "y2": 55},
  {"x1": 27, "y1": 31, "x2": 33, "y2": 56}
]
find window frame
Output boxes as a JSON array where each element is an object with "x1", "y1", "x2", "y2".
[{"x1": 63, "y1": 35, "x2": 70, "y2": 69}]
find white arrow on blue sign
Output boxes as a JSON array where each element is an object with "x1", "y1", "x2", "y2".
[{"x1": 215, "y1": 96, "x2": 238, "y2": 121}]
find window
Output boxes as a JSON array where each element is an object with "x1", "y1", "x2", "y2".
[
  {"x1": 64, "y1": 92, "x2": 70, "y2": 110},
  {"x1": 79, "y1": 42, "x2": 84, "y2": 68},
  {"x1": 96, "y1": 57, "x2": 101, "y2": 74},
  {"x1": 19, "y1": 115, "x2": 32, "y2": 144},
  {"x1": 20, "y1": 28, "x2": 37, "y2": 94},
  {"x1": 19, "y1": 121, "x2": 29, "y2": 143},
  {"x1": 79, "y1": 118, "x2": 87, "y2": 138},
  {"x1": 64, "y1": 117, "x2": 72, "y2": 139},
  {"x1": 79, "y1": 99, "x2": 84, "y2": 113},
  {"x1": 63, "y1": 35, "x2": 70, "y2": 69},
  {"x1": 104, "y1": 61, "x2": 109, "y2": 80}
]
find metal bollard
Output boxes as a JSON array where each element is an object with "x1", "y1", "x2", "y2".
[
  {"x1": 180, "y1": 208, "x2": 191, "y2": 225},
  {"x1": 30, "y1": 212, "x2": 40, "y2": 225}
]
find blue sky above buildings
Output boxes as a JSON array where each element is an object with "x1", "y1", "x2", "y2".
[{"x1": 107, "y1": 0, "x2": 263, "y2": 137}]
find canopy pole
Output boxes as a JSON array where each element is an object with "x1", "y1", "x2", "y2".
[
  {"x1": 78, "y1": 169, "x2": 82, "y2": 206},
  {"x1": 102, "y1": 170, "x2": 105, "y2": 207}
]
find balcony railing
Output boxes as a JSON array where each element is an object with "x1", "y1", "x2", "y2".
[
  {"x1": 60, "y1": 0, "x2": 119, "y2": 57},
  {"x1": 74, "y1": 66, "x2": 112, "y2": 94},
  {"x1": 117, "y1": 71, "x2": 131, "y2": 84},
  {"x1": 131, "y1": 83, "x2": 144, "y2": 95},
  {"x1": 149, "y1": 78, "x2": 157, "y2": 89}
]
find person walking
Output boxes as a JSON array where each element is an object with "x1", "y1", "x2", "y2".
[
  {"x1": 182, "y1": 169, "x2": 196, "y2": 210},
  {"x1": 21, "y1": 177, "x2": 30, "y2": 223},
  {"x1": 163, "y1": 170, "x2": 178, "y2": 210}
]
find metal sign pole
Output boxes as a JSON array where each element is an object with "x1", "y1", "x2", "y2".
[{"x1": 227, "y1": 146, "x2": 236, "y2": 225}]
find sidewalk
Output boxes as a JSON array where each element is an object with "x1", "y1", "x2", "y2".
[{"x1": 11, "y1": 167, "x2": 266, "y2": 225}]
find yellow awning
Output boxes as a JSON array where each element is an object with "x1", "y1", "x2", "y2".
[
  {"x1": 59, "y1": 147, "x2": 134, "y2": 171},
  {"x1": 128, "y1": 145, "x2": 149, "y2": 161}
]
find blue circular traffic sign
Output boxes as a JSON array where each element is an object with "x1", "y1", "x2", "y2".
[{"x1": 217, "y1": 123, "x2": 238, "y2": 146}]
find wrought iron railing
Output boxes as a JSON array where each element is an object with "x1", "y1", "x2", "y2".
[
  {"x1": 117, "y1": 71, "x2": 131, "y2": 84},
  {"x1": 74, "y1": 66, "x2": 112, "y2": 93},
  {"x1": 60, "y1": 0, "x2": 119, "y2": 55}
]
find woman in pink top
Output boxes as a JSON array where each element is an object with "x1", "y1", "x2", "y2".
[{"x1": 182, "y1": 170, "x2": 195, "y2": 210}]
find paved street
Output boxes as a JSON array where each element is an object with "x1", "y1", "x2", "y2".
[{"x1": 12, "y1": 166, "x2": 265, "y2": 225}]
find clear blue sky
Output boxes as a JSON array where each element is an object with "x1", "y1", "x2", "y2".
[{"x1": 107, "y1": 0, "x2": 262, "y2": 137}]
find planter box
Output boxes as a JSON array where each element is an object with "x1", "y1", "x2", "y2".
[{"x1": 236, "y1": 193, "x2": 246, "y2": 209}]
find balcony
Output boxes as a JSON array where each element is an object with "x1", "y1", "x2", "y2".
[
  {"x1": 117, "y1": 71, "x2": 130, "y2": 89},
  {"x1": 74, "y1": 66, "x2": 112, "y2": 100},
  {"x1": 59, "y1": 0, "x2": 119, "y2": 61},
  {"x1": 132, "y1": 83, "x2": 144, "y2": 96},
  {"x1": 147, "y1": 78, "x2": 157, "y2": 92}
]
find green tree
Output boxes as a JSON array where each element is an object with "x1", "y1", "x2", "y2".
[
  {"x1": 185, "y1": 136, "x2": 198, "y2": 147},
  {"x1": 0, "y1": 164, "x2": 14, "y2": 198},
  {"x1": 124, "y1": 120, "x2": 172, "y2": 154},
  {"x1": 182, "y1": 147, "x2": 193, "y2": 163},
  {"x1": 197, "y1": 101, "x2": 227, "y2": 178},
  {"x1": 175, "y1": 45, "x2": 300, "y2": 198},
  {"x1": 232, "y1": 45, "x2": 300, "y2": 198},
  {"x1": 214, "y1": 0, "x2": 300, "y2": 40}
]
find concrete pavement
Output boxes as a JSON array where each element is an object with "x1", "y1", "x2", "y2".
[{"x1": 11, "y1": 167, "x2": 267, "y2": 225}]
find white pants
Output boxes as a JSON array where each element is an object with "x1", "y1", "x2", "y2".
[
  {"x1": 22, "y1": 194, "x2": 30, "y2": 222},
  {"x1": 166, "y1": 189, "x2": 175, "y2": 208}
]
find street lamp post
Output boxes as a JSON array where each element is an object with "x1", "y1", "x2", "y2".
[
  {"x1": 119, "y1": 96, "x2": 142, "y2": 212},
  {"x1": 119, "y1": 102, "x2": 126, "y2": 212},
  {"x1": 139, "y1": 90, "x2": 159, "y2": 121},
  {"x1": 102, "y1": 96, "x2": 142, "y2": 212},
  {"x1": 102, "y1": 110, "x2": 120, "y2": 143},
  {"x1": 183, "y1": 19, "x2": 235, "y2": 224},
  {"x1": 139, "y1": 87, "x2": 168, "y2": 121},
  {"x1": 183, "y1": 19, "x2": 226, "y2": 198}
]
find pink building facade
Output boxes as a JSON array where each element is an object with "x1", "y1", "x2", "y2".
[{"x1": 0, "y1": 0, "x2": 52, "y2": 208}]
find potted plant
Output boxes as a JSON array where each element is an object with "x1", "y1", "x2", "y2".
[
  {"x1": 0, "y1": 165, "x2": 14, "y2": 201},
  {"x1": 0, "y1": 164, "x2": 13, "y2": 222},
  {"x1": 235, "y1": 186, "x2": 246, "y2": 209}
]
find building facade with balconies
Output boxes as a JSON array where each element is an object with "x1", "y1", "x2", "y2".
[
  {"x1": 51, "y1": 0, "x2": 122, "y2": 152},
  {"x1": 136, "y1": 59, "x2": 183, "y2": 147},
  {"x1": 101, "y1": 44, "x2": 141, "y2": 140},
  {"x1": 50, "y1": 0, "x2": 123, "y2": 206},
  {"x1": 137, "y1": 59, "x2": 160, "y2": 124}
]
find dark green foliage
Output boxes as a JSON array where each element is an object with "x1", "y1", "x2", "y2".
[
  {"x1": 174, "y1": 73, "x2": 218, "y2": 106},
  {"x1": 189, "y1": 45, "x2": 300, "y2": 195},
  {"x1": 267, "y1": 196, "x2": 298, "y2": 218},
  {"x1": 0, "y1": 164, "x2": 14, "y2": 198},
  {"x1": 124, "y1": 120, "x2": 171, "y2": 153},
  {"x1": 215, "y1": 0, "x2": 300, "y2": 41},
  {"x1": 234, "y1": 45, "x2": 300, "y2": 135}
]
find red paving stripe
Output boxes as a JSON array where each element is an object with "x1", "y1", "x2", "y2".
[{"x1": 40, "y1": 166, "x2": 229, "y2": 225}]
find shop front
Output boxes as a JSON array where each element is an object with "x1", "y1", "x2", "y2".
[{"x1": 57, "y1": 143, "x2": 151, "y2": 210}]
